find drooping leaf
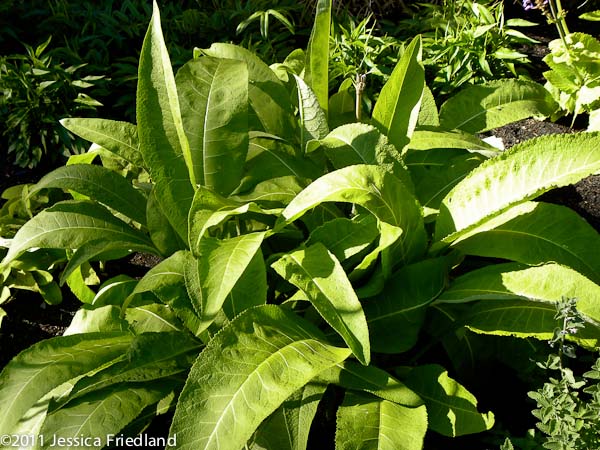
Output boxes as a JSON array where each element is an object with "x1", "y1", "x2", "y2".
[
  {"x1": 1, "y1": 201, "x2": 155, "y2": 268},
  {"x1": 177, "y1": 57, "x2": 248, "y2": 195},
  {"x1": 92, "y1": 275, "x2": 138, "y2": 307},
  {"x1": 408, "y1": 128, "x2": 499, "y2": 158},
  {"x1": 293, "y1": 74, "x2": 329, "y2": 152},
  {"x1": 280, "y1": 165, "x2": 426, "y2": 266},
  {"x1": 434, "y1": 132, "x2": 600, "y2": 244},
  {"x1": 40, "y1": 381, "x2": 178, "y2": 450},
  {"x1": 304, "y1": 0, "x2": 331, "y2": 117},
  {"x1": 59, "y1": 118, "x2": 143, "y2": 168},
  {"x1": 439, "y1": 79, "x2": 557, "y2": 133},
  {"x1": 364, "y1": 257, "x2": 448, "y2": 353},
  {"x1": 196, "y1": 232, "x2": 266, "y2": 331},
  {"x1": 201, "y1": 43, "x2": 296, "y2": 140},
  {"x1": 318, "y1": 123, "x2": 414, "y2": 191},
  {"x1": 250, "y1": 383, "x2": 327, "y2": 450},
  {"x1": 372, "y1": 36, "x2": 424, "y2": 151},
  {"x1": 168, "y1": 305, "x2": 351, "y2": 450},
  {"x1": 335, "y1": 392, "x2": 428, "y2": 450},
  {"x1": 305, "y1": 215, "x2": 379, "y2": 263},
  {"x1": 272, "y1": 242, "x2": 370, "y2": 365},
  {"x1": 317, "y1": 360, "x2": 422, "y2": 407},
  {"x1": 452, "y1": 201, "x2": 600, "y2": 284},
  {"x1": 128, "y1": 251, "x2": 203, "y2": 336},
  {"x1": 28, "y1": 164, "x2": 147, "y2": 225},
  {"x1": 403, "y1": 364, "x2": 494, "y2": 437},
  {"x1": 0, "y1": 332, "x2": 132, "y2": 435},
  {"x1": 137, "y1": 1, "x2": 195, "y2": 243}
]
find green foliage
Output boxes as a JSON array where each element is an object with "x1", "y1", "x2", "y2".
[
  {"x1": 543, "y1": 32, "x2": 600, "y2": 129},
  {"x1": 2, "y1": 2, "x2": 600, "y2": 449},
  {"x1": 526, "y1": 298, "x2": 600, "y2": 450},
  {"x1": 394, "y1": 0, "x2": 538, "y2": 97},
  {"x1": 0, "y1": 37, "x2": 103, "y2": 168}
]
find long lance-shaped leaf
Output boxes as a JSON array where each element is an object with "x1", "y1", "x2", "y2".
[
  {"x1": 279, "y1": 165, "x2": 426, "y2": 266},
  {"x1": 272, "y1": 243, "x2": 370, "y2": 365},
  {"x1": 0, "y1": 332, "x2": 132, "y2": 435},
  {"x1": 195, "y1": 232, "x2": 266, "y2": 332},
  {"x1": 403, "y1": 364, "x2": 494, "y2": 437},
  {"x1": 318, "y1": 123, "x2": 414, "y2": 191},
  {"x1": 250, "y1": 383, "x2": 327, "y2": 450},
  {"x1": 137, "y1": 1, "x2": 195, "y2": 243},
  {"x1": 177, "y1": 57, "x2": 248, "y2": 195},
  {"x1": 29, "y1": 164, "x2": 147, "y2": 226},
  {"x1": 168, "y1": 305, "x2": 351, "y2": 450},
  {"x1": 364, "y1": 257, "x2": 449, "y2": 353},
  {"x1": 408, "y1": 127, "x2": 499, "y2": 158},
  {"x1": 127, "y1": 251, "x2": 203, "y2": 337},
  {"x1": 439, "y1": 79, "x2": 557, "y2": 133},
  {"x1": 222, "y1": 248, "x2": 267, "y2": 319},
  {"x1": 452, "y1": 201, "x2": 600, "y2": 284},
  {"x1": 201, "y1": 43, "x2": 296, "y2": 140},
  {"x1": 60, "y1": 118, "x2": 144, "y2": 168},
  {"x1": 293, "y1": 74, "x2": 328, "y2": 152},
  {"x1": 40, "y1": 380, "x2": 179, "y2": 450},
  {"x1": 435, "y1": 262, "x2": 600, "y2": 325},
  {"x1": 434, "y1": 132, "x2": 600, "y2": 245},
  {"x1": 335, "y1": 392, "x2": 428, "y2": 450},
  {"x1": 372, "y1": 36, "x2": 424, "y2": 151},
  {"x1": 304, "y1": 0, "x2": 331, "y2": 117},
  {"x1": 0, "y1": 201, "x2": 155, "y2": 268},
  {"x1": 317, "y1": 360, "x2": 422, "y2": 407}
]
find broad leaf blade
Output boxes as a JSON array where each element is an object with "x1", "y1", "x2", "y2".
[
  {"x1": 409, "y1": 128, "x2": 499, "y2": 158},
  {"x1": 250, "y1": 383, "x2": 327, "y2": 450},
  {"x1": 137, "y1": 1, "x2": 195, "y2": 243},
  {"x1": 272, "y1": 243, "x2": 370, "y2": 365},
  {"x1": 439, "y1": 79, "x2": 557, "y2": 133},
  {"x1": 177, "y1": 57, "x2": 249, "y2": 195},
  {"x1": 304, "y1": 0, "x2": 331, "y2": 117},
  {"x1": 0, "y1": 332, "x2": 132, "y2": 435},
  {"x1": 60, "y1": 118, "x2": 143, "y2": 167},
  {"x1": 1, "y1": 201, "x2": 155, "y2": 268},
  {"x1": 403, "y1": 364, "x2": 494, "y2": 437},
  {"x1": 29, "y1": 164, "x2": 147, "y2": 226},
  {"x1": 453, "y1": 201, "x2": 600, "y2": 284},
  {"x1": 335, "y1": 392, "x2": 427, "y2": 450},
  {"x1": 293, "y1": 74, "x2": 329, "y2": 152},
  {"x1": 372, "y1": 36, "x2": 424, "y2": 151},
  {"x1": 280, "y1": 165, "x2": 426, "y2": 266},
  {"x1": 434, "y1": 132, "x2": 600, "y2": 243},
  {"x1": 168, "y1": 305, "x2": 351, "y2": 450}
]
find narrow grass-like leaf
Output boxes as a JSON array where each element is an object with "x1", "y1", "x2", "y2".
[
  {"x1": 168, "y1": 305, "x2": 351, "y2": 450},
  {"x1": 196, "y1": 232, "x2": 266, "y2": 331},
  {"x1": 304, "y1": 0, "x2": 331, "y2": 117},
  {"x1": 372, "y1": 36, "x2": 424, "y2": 151},
  {"x1": 0, "y1": 332, "x2": 132, "y2": 435},
  {"x1": 403, "y1": 364, "x2": 494, "y2": 437},
  {"x1": 177, "y1": 57, "x2": 248, "y2": 195},
  {"x1": 137, "y1": 1, "x2": 195, "y2": 242},
  {"x1": 272, "y1": 243, "x2": 370, "y2": 365},
  {"x1": 335, "y1": 392, "x2": 428, "y2": 450},
  {"x1": 250, "y1": 383, "x2": 327, "y2": 450},
  {"x1": 1, "y1": 201, "x2": 155, "y2": 268},
  {"x1": 60, "y1": 118, "x2": 143, "y2": 167},
  {"x1": 439, "y1": 79, "x2": 557, "y2": 133},
  {"x1": 40, "y1": 381, "x2": 178, "y2": 450},
  {"x1": 434, "y1": 132, "x2": 600, "y2": 244},
  {"x1": 364, "y1": 257, "x2": 448, "y2": 353},
  {"x1": 293, "y1": 74, "x2": 328, "y2": 152},
  {"x1": 453, "y1": 201, "x2": 600, "y2": 284},
  {"x1": 280, "y1": 165, "x2": 426, "y2": 266},
  {"x1": 201, "y1": 43, "x2": 296, "y2": 140},
  {"x1": 29, "y1": 164, "x2": 147, "y2": 226}
]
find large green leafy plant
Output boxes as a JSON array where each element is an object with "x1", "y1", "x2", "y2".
[{"x1": 2, "y1": 1, "x2": 600, "y2": 449}]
